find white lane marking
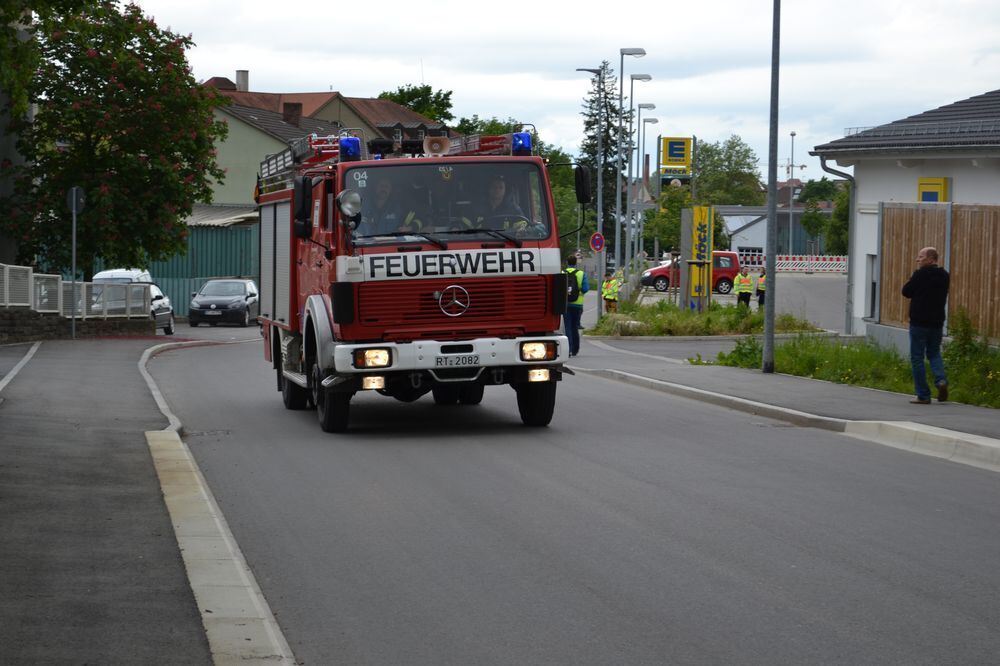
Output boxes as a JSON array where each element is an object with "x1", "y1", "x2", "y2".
[
  {"x1": 0, "y1": 341, "x2": 42, "y2": 393},
  {"x1": 140, "y1": 339, "x2": 296, "y2": 665},
  {"x1": 587, "y1": 339, "x2": 685, "y2": 364}
]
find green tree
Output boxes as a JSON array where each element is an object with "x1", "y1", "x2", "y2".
[
  {"x1": 0, "y1": 1, "x2": 228, "y2": 276},
  {"x1": 826, "y1": 183, "x2": 851, "y2": 255},
  {"x1": 692, "y1": 135, "x2": 765, "y2": 207},
  {"x1": 644, "y1": 182, "x2": 691, "y2": 255},
  {"x1": 1, "y1": 1, "x2": 88, "y2": 118},
  {"x1": 378, "y1": 84, "x2": 454, "y2": 123},
  {"x1": 798, "y1": 176, "x2": 838, "y2": 241},
  {"x1": 453, "y1": 114, "x2": 520, "y2": 136},
  {"x1": 577, "y1": 61, "x2": 624, "y2": 248}
]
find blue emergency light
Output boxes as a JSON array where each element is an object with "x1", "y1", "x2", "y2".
[
  {"x1": 511, "y1": 132, "x2": 532, "y2": 156},
  {"x1": 339, "y1": 136, "x2": 362, "y2": 161}
]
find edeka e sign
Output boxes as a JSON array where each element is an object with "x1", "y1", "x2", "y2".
[
  {"x1": 689, "y1": 206, "x2": 713, "y2": 299},
  {"x1": 660, "y1": 137, "x2": 692, "y2": 169}
]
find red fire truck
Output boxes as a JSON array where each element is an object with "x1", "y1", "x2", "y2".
[{"x1": 256, "y1": 131, "x2": 588, "y2": 432}]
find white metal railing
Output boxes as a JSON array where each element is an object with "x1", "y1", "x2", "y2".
[
  {"x1": 736, "y1": 253, "x2": 848, "y2": 273},
  {"x1": 2, "y1": 262, "x2": 151, "y2": 319}
]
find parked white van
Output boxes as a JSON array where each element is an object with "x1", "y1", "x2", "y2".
[
  {"x1": 91, "y1": 268, "x2": 174, "y2": 334},
  {"x1": 91, "y1": 268, "x2": 152, "y2": 284}
]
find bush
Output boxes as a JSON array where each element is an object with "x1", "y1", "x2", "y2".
[
  {"x1": 708, "y1": 312, "x2": 1000, "y2": 409},
  {"x1": 591, "y1": 300, "x2": 816, "y2": 337}
]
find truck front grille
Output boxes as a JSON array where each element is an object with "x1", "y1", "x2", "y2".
[{"x1": 357, "y1": 276, "x2": 548, "y2": 331}]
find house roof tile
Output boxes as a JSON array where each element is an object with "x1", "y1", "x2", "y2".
[
  {"x1": 812, "y1": 89, "x2": 1000, "y2": 156},
  {"x1": 220, "y1": 104, "x2": 341, "y2": 143}
]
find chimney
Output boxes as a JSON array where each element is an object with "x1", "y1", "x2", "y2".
[
  {"x1": 282, "y1": 102, "x2": 303, "y2": 127},
  {"x1": 235, "y1": 69, "x2": 249, "y2": 92}
]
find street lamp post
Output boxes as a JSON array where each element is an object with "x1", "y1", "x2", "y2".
[
  {"x1": 615, "y1": 48, "x2": 646, "y2": 275},
  {"x1": 577, "y1": 66, "x2": 605, "y2": 317},
  {"x1": 640, "y1": 116, "x2": 659, "y2": 262},
  {"x1": 789, "y1": 130, "x2": 796, "y2": 254},
  {"x1": 624, "y1": 76, "x2": 651, "y2": 289}
]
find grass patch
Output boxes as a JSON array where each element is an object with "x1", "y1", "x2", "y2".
[
  {"x1": 703, "y1": 310, "x2": 1000, "y2": 409},
  {"x1": 590, "y1": 300, "x2": 818, "y2": 337}
]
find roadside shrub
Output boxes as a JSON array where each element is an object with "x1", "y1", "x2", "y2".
[{"x1": 591, "y1": 300, "x2": 815, "y2": 337}]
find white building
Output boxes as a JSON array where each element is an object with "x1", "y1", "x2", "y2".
[{"x1": 811, "y1": 88, "x2": 1000, "y2": 335}]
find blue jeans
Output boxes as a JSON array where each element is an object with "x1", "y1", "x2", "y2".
[
  {"x1": 909, "y1": 324, "x2": 947, "y2": 400},
  {"x1": 564, "y1": 306, "x2": 582, "y2": 356}
]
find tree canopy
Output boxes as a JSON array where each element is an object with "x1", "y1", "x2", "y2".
[
  {"x1": 378, "y1": 84, "x2": 454, "y2": 123},
  {"x1": 691, "y1": 135, "x2": 765, "y2": 207},
  {"x1": 0, "y1": 0, "x2": 228, "y2": 276},
  {"x1": 576, "y1": 61, "x2": 624, "y2": 257}
]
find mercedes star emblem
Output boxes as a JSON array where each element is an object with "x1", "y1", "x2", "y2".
[{"x1": 438, "y1": 285, "x2": 470, "y2": 317}]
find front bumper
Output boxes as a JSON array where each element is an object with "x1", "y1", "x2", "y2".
[
  {"x1": 331, "y1": 335, "x2": 569, "y2": 376},
  {"x1": 189, "y1": 306, "x2": 245, "y2": 324}
]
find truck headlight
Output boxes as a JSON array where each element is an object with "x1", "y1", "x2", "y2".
[
  {"x1": 520, "y1": 341, "x2": 556, "y2": 362},
  {"x1": 353, "y1": 348, "x2": 391, "y2": 368}
]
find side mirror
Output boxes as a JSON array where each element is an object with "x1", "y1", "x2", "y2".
[
  {"x1": 190, "y1": 292, "x2": 197, "y2": 298},
  {"x1": 293, "y1": 217, "x2": 311, "y2": 239},
  {"x1": 152, "y1": 294, "x2": 163, "y2": 301},
  {"x1": 574, "y1": 165, "x2": 592, "y2": 204},
  {"x1": 293, "y1": 176, "x2": 313, "y2": 222}
]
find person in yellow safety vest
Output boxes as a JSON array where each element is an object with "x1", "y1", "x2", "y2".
[
  {"x1": 734, "y1": 265, "x2": 754, "y2": 308},
  {"x1": 563, "y1": 255, "x2": 589, "y2": 357},
  {"x1": 601, "y1": 269, "x2": 620, "y2": 313},
  {"x1": 756, "y1": 267, "x2": 766, "y2": 310}
]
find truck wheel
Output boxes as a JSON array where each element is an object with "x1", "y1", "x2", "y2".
[
  {"x1": 280, "y1": 371, "x2": 308, "y2": 410},
  {"x1": 654, "y1": 276, "x2": 669, "y2": 292},
  {"x1": 312, "y1": 362, "x2": 351, "y2": 432},
  {"x1": 515, "y1": 382, "x2": 556, "y2": 427},
  {"x1": 458, "y1": 383, "x2": 485, "y2": 405},
  {"x1": 716, "y1": 278, "x2": 733, "y2": 294},
  {"x1": 432, "y1": 385, "x2": 461, "y2": 405}
]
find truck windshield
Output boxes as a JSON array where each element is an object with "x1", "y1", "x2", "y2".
[{"x1": 345, "y1": 162, "x2": 551, "y2": 243}]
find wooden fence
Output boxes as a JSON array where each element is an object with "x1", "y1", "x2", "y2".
[{"x1": 879, "y1": 203, "x2": 1000, "y2": 339}]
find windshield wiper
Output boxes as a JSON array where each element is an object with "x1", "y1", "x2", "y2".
[
  {"x1": 355, "y1": 230, "x2": 449, "y2": 250},
  {"x1": 445, "y1": 227, "x2": 523, "y2": 248}
]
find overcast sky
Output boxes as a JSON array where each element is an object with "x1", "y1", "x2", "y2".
[{"x1": 134, "y1": 0, "x2": 1000, "y2": 183}]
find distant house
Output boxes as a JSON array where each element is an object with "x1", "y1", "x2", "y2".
[
  {"x1": 206, "y1": 71, "x2": 448, "y2": 148},
  {"x1": 812, "y1": 88, "x2": 1000, "y2": 339}
]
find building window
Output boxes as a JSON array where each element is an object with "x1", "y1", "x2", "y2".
[{"x1": 393, "y1": 129, "x2": 402, "y2": 142}]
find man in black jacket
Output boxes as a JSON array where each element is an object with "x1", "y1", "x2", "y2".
[{"x1": 901, "y1": 246, "x2": 950, "y2": 404}]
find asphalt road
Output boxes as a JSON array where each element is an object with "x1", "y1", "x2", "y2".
[{"x1": 150, "y1": 340, "x2": 1000, "y2": 665}]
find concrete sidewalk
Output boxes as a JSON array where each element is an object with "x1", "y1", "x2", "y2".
[{"x1": 572, "y1": 335, "x2": 1000, "y2": 471}]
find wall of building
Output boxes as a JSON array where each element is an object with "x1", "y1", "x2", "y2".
[
  {"x1": 212, "y1": 110, "x2": 286, "y2": 205},
  {"x1": 847, "y1": 156, "x2": 1000, "y2": 333}
]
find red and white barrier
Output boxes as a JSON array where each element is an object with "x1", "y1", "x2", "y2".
[{"x1": 737, "y1": 253, "x2": 848, "y2": 273}]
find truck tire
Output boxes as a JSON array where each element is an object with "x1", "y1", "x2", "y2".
[
  {"x1": 311, "y1": 362, "x2": 350, "y2": 432},
  {"x1": 458, "y1": 383, "x2": 485, "y2": 405},
  {"x1": 515, "y1": 382, "x2": 556, "y2": 427},
  {"x1": 432, "y1": 385, "x2": 461, "y2": 405},
  {"x1": 280, "y1": 370, "x2": 308, "y2": 410}
]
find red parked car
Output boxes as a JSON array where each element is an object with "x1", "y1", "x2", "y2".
[{"x1": 640, "y1": 250, "x2": 740, "y2": 294}]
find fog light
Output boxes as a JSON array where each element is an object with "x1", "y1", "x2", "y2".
[
  {"x1": 527, "y1": 369, "x2": 550, "y2": 382},
  {"x1": 520, "y1": 341, "x2": 556, "y2": 361},
  {"x1": 362, "y1": 375, "x2": 385, "y2": 390},
  {"x1": 354, "y1": 348, "x2": 391, "y2": 368}
]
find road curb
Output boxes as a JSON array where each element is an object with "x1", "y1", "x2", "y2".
[
  {"x1": 576, "y1": 366, "x2": 1000, "y2": 474},
  {"x1": 139, "y1": 338, "x2": 296, "y2": 665},
  {"x1": 146, "y1": 431, "x2": 296, "y2": 665}
]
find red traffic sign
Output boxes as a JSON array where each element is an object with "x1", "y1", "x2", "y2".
[{"x1": 589, "y1": 232, "x2": 605, "y2": 253}]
